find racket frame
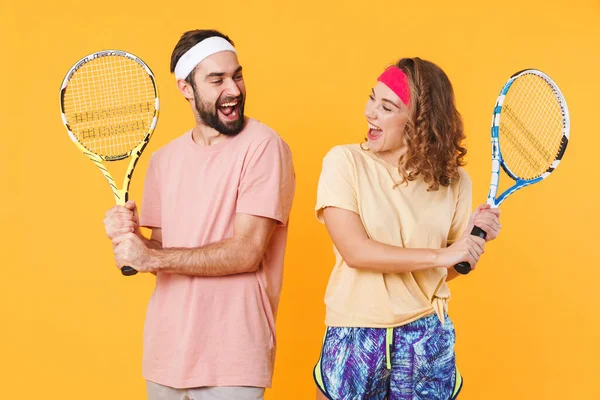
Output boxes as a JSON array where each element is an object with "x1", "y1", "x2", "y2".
[
  {"x1": 59, "y1": 50, "x2": 159, "y2": 275},
  {"x1": 486, "y1": 69, "x2": 570, "y2": 208},
  {"x1": 454, "y1": 68, "x2": 570, "y2": 275}
]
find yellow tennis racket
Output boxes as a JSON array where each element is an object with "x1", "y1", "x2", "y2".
[{"x1": 60, "y1": 50, "x2": 159, "y2": 276}]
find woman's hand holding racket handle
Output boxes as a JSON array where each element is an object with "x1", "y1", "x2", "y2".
[
  {"x1": 437, "y1": 234, "x2": 486, "y2": 271},
  {"x1": 454, "y1": 226, "x2": 488, "y2": 274}
]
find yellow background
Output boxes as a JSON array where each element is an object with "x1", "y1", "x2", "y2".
[{"x1": 1, "y1": 0, "x2": 599, "y2": 398}]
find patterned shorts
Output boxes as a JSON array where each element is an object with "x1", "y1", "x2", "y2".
[{"x1": 313, "y1": 314, "x2": 463, "y2": 400}]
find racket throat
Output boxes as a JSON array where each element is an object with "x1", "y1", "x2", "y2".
[{"x1": 112, "y1": 188, "x2": 128, "y2": 206}]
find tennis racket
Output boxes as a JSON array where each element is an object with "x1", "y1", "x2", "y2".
[
  {"x1": 454, "y1": 69, "x2": 570, "y2": 275},
  {"x1": 60, "y1": 50, "x2": 159, "y2": 276}
]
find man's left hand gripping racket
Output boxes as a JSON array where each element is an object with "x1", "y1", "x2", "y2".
[
  {"x1": 455, "y1": 69, "x2": 570, "y2": 275},
  {"x1": 60, "y1": 50, "x2": 159, "y2": 276}
]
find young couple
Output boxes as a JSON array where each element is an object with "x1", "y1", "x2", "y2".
[{"x1": 103, "y1": 29, "x2": 501, "y2": 400}]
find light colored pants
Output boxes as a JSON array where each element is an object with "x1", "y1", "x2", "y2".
[{"x1": 147, "y1": 381, "x2": 265, "y2": 400}]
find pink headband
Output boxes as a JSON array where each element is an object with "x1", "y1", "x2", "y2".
[{"x1": 377, "y1": 66, "x2": 411, "y2": 106}]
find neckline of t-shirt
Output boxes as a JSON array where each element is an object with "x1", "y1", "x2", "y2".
[
  {"x1": 185, "y1": 118, "x2": 254, "y2": 152},
  {"x1": 361, "y1": 146, "x2": 423, "y2": 183},
  {"x1": 362, "y1": 146, "x2": 402, "y2": 172}
]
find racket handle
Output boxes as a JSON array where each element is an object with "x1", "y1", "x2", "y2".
[
  {"x1": 453, "y1": 226, "x2": 488, "y2": 275},
  {"x1": 121, "y1": 266, "x2": 138, "y2": 276}
]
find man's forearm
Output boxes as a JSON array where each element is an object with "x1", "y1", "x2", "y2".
[{"x1": 147, "y1": 236, "x2": 262, "y2": 276}]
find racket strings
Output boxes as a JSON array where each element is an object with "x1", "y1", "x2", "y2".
[
  {"x1": 499, "y1": 122, "x2": 543, "y2": 175},
  {"x1": 500, "y1": 106, "x2": 548, "y2": 174},
  {"x1": 62, "y1": 55, "x2": 156, "y2": 158},
  {"x1": 502, "y1": 105, "x2": 553, "y2": 161},
  {"x1": 499, "y1": 74, "x2": 564, "y2": 180},
  {"x1": 71, "y1": 101, "x2": 155, "y2": 124}
]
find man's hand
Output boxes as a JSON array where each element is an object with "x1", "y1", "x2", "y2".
[
  {"x1": 103, "y1": 200, "x2": 139, "y2": 240},
  {"x1": 113, "y1": 232, "x2": 157, "y2": 273}
]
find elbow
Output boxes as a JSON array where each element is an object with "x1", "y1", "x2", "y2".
[
  {"x1": 240, "y1": 247, "x2": 263, "y2": 273},
  {"x1": 335, "y1": 238, "x2": 371, "y2": 270},
  {"x1": 242, "y1": 260, "x2": 261, "y2": 274},
  {"x1": 342, "y1": 251, "x2": 365, "y2": 270}
]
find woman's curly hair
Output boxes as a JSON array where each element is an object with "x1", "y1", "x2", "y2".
[{"x1": 378, "y1": 57, "x2": 467, "y2": 191}]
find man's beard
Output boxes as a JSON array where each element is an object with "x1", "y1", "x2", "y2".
[{"x1": 194, "y1": 92, "x2": 245, "y2": 136}]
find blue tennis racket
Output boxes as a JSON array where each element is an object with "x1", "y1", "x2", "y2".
[{"x1": 454, "y1": 69, "x2": 570, "y2": 275}]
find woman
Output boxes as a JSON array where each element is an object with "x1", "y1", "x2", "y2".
[{"x1": 313, "y1": 58, "x2": 501, "y2": 400}]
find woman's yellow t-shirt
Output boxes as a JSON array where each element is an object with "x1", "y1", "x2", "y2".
[{"x1": 315, "y1": 144, "x2": 472, "y2": 328}]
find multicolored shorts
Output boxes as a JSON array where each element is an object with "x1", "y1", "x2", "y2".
[{"x1": 313, "y1": 314, "x2": 463, "y2": 400}]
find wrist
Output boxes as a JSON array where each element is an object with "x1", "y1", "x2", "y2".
[
  {"x1": 432, "y1": 247, "x2": 450, "y2": 269},
  {"x1": 431, "y1": 248, "x2": 443, "y2": 268},
  {"x1": 146, "y1": 248, "x2": 164, "y2": 273}
]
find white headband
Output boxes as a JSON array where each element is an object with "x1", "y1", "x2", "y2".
[{"x1": 174, "y1": 36, "x2": 237, "y2": 80}]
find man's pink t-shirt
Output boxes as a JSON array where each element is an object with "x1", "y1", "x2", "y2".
[{"x1": 139, "y1": 118, "x2": 295, "y2": 389}]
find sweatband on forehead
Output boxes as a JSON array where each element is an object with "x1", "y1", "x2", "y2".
[
  {"x1": 377, "y1": 66, "x2": 411, "y2": 106},
  {"x1": 174, "y1": 36, "x2": 237, "y2": 80}
]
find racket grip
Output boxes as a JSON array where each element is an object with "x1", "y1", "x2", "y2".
[
  {"x1": 121, "y1": 266, "x2": 138, "y2": 276},
  {"x1": 453, "y1": 226, "x2": 488, "y2": 275}
]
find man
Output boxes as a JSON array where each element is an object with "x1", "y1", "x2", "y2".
[{"x1": 103, "y1": 29, "x2": 295, "y2": 400}]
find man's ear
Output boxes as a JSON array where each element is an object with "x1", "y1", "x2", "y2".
[{"x1": 177, "y1": 79, "x2": 195, "y2": 100}]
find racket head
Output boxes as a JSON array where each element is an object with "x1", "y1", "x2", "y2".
[
  {"x1": 488, "y1": 69, "x2": 569, "y2": 206},
  {"x1": 60, "y1": 50, "x2": 159, "y2": 161}
]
